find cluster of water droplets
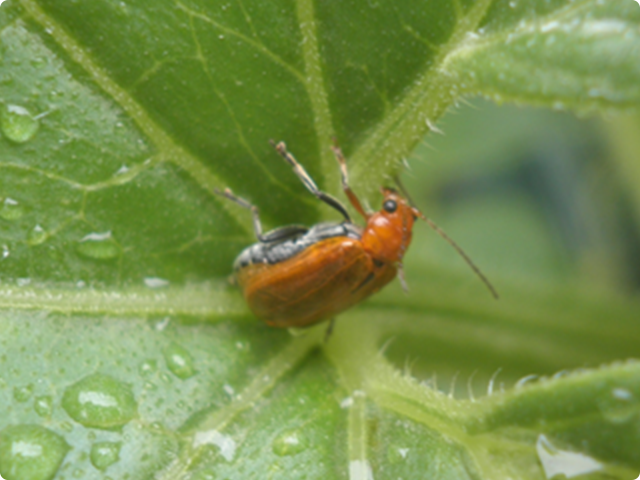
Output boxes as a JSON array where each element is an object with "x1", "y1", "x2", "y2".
[
  {"x1": 0, "y1": 101, "x2": 134, "y2": 269},
  {"x1": 0, "y1": 372, "x2": 134, "y2": 479},
  {"x1": 0, "y1": 328, "x2": 215, "y2": 479}
]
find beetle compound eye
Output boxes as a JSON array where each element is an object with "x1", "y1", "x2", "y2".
[{"x1": 383, "y1": 199, "x2": 397, "y2": 213}]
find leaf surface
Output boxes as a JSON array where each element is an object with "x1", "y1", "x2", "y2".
[{"x1": 0, "y1": 0, "x2": 639, "y2": 479}]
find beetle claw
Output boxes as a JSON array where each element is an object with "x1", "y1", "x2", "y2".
[{"x1": 324, "y1": 318, "x2": 336, "y2": 342}]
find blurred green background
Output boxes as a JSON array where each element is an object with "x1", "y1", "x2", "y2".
[
  {"x1": 380, "y1": 99, "x2": 640, "y2": 397},
  {"x1": 403, "y1": 99, "x2": 640, "y2": 294}
]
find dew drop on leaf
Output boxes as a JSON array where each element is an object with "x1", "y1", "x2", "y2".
[
  {"x1": 28, "y1": 225, "x2": 48, "y2": 246},
  {"x1": 0, "y1": 104, "x2": 39, "y2": 144},
  {"x1": 13, "y1": 384, "x2": 34, "y2": 403},
  {"x1": 138, "y1": 359, "x2": 157, "y2": 377},
  {"x1": 163, "y1": 342, "x2": 197, "y2": 379},
  {"x1": 0, "y1": 198, "x2": 25, "y2": 221},
  {"x1": 33, "y1": 396, "x2": 53, "y2": 417},
  {"x1": 193, "y1": 430, "x2": 236, "y2": 462},
  {"x1": 598, "y1": 387, "x2": 636, "y2": 424},
  {"x1": 387, "y1": 445, "x2": 410, "y2": 464},
  {"x1": 144, "y1": 277, "x2": 170, "y2": 288},
  {"x1": 272, "y1": 429, "x2": 308, "y2": 456},
  {"x1": 0, "y1": 424, "x2": 69, "y2": 480},
  {"x1": 61, "y1": 373, "x2": 137, "y2": 429},
  {"x1": 76, "y1": 231, "x2": 120, "y2": 260},
  {"x1": 89, "y1": 441, "x2": 121, "y2": 471}
]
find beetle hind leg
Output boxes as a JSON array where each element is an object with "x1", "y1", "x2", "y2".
[{"x1": 270, "y1": 140, "x2": 352, "y2": 223}]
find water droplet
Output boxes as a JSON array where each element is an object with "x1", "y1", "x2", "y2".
[
  {"x1": 34, "y1": 396, "x2": 53, "y2": 417},
  {"x1": 148, "y1": 422, "x2": 164, "y2": 434},
  {"x1": 154, "y1": 317, "x2": 170, "y2": 331},
  {"x1": 193, "y1": 430, "x2": 236, "y2": 462},
  {"x1": 272, "y1": 429, "x2": 307, "y2": 456},
  {"x1": 387, "y1": 445, "x2": 410, "y2": 464},
  {"x1": 28, "y1": 225, "x2": 48, "y2": 246},
  {"x1": 340, "y1": 397, "x2": 353, "y2": 409},
  {"x1": 13, "y1": 384, "x2": 34, "y2": 402},
  {"x1": 0, "y1": 424, "x2": 69, "y2": 480},
  {"x1": 536, "y1": 434, "x2": 602, "y2": 479},
  {"x1": 0, "y1": 197, "x2": 25, "y2": 221},
  {"x1": 163, "y1": 342, "x2": 196, "y2": 379},
  {"x1": 138, "y1": 360, "x2": 157, "y2": 377},
  {"x1": 612, "y1": 388, "x2": 633, "y2": 401},
  {"x1": 1, "y1": 104, "x2": 39, "y2": 143},
  {"x1": 61, "y1": 373, "x2": 137, "y2": 429},
  {"x1": 89, "y1": 441, "x2": 121, "y2": 471},
  {"x1": 144, "y1": 277, "x2": 169, "y2": 288},
  {"x1": 76, "y1": 231, "x2": 120, "y2": 260},
  {"x1": 1, "y1": 244, "x2": 9, "y2": 259},
  {"x1": 599, "y1": 387, "x2": 636, "y2": 424}
]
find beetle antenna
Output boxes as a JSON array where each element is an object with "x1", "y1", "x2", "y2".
[
  {"x1": 393, "y1": 176, "x2": 499, "y2": 300},
  {"x1": 418, "y1": 214, "x2": 499, "y2": 299}
]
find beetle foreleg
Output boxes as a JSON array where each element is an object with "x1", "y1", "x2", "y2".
[
  {"x1": 397, "y1": 263, "x2": 409, "y2": 293},
  {"x1": 352, "y1": 271, "x2": 375, "y2": 294},
  {"x1": 331, "y1": 142, "x2": 370, "y2": 221}
]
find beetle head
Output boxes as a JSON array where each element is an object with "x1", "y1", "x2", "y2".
[{"x1": 360, "y1": 188, "x2": 418, "y2": 263}]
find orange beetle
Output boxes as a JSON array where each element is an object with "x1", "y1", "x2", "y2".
[{"x1": 216, "y1": 141, "x2": 497, "y2": 332}]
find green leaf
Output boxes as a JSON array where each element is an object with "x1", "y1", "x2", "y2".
[
  {"x1": 0, "y1": 0, "x2": 639, "y2": 479},
  {"x1": 443, "y1": 0, "x2": 640, "y2": 112}
]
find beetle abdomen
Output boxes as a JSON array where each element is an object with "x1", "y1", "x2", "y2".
[{"x1": 236, "y1": 236, "x2": 397, "y2": 328}]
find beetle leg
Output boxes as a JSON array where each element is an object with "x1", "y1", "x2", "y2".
[
  {"x1": 352, "y1": 271, "x2": 375, "y2": 293},
  {"x1": 270, "y1": 140, "x2": 352, "y2": 223},
  {"x1": 324, "y1": 318, "x2": 336, "y2": 342},
  {"x1": 331, "y1": 142, "x2": 370, "y2": 221},
  {"x1": 258, "y1": 225, "x2": 309, "y2": 243},
  {"x1": 397, "y1": 263, "x2": 409, "y2": 293},
  {"x1": 214, "y1": 187, "x2": 271, "y2": 243}
]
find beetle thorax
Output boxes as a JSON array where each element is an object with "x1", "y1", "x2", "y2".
[{"x1": 361, "y1": 212, "x2": 413, "y2": 263}]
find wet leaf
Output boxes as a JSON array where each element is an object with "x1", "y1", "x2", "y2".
[{"x1": 0, "y1": 0, "x2": 639, "y2": 479}]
